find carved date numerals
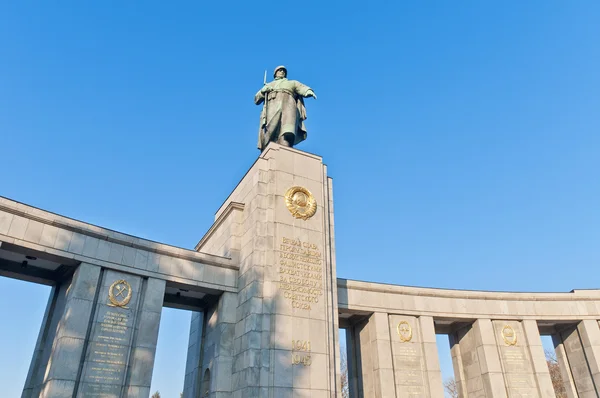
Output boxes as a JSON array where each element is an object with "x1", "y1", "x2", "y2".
[
  {"x1": 291, "y1": 340, "x2": 312, "y2": 366},
  {"x1": 292, "y1": 340, "x2": 311, "y2": 352}
]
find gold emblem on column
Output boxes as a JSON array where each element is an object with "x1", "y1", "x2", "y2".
[
  {"x1": 397, "y1": 321, "x2": 413, "y2": 343},
  {"x1": 108, "y1": 279, "x2": 132, "y2": 308},
  {"x1": 501, "y1": 324, "x2": 517, "y2": 346},
  {"x1": 284, "y1": 186, "x2": 317, "y2": 220}
]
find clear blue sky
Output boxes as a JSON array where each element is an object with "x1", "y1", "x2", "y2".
[{"x1": 1, "y1": 1, "x2": 599, "y2": 396}]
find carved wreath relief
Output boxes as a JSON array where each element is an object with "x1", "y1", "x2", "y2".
[
  {"x1": 108, "y1": 279, "x2": 132, "y2": 308},
  {"x1": 397, "y1": 321, "x2": 413, "y2": 343},
  {"x1": 502, "y1": 324, "x2": 517, "y2": 346},
  {"x1": 285, "y1": 186, "x2": 317, "y2": 220}
]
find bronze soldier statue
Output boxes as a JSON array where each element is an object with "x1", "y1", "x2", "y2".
[{"x1": 254, "y1": 66, "x2": 317, "y2": 151}]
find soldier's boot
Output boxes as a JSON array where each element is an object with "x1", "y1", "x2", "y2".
[{"x1": 278, "y1": 133, "x2": 295, "y2": 148}]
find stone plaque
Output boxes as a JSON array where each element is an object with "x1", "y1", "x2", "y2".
[
  {"x1": 389, "y1": 315, "x2": 429, "y2": 397},
  {"x1": 494, "y1": 321, "x2": 539, "y2": 397}
]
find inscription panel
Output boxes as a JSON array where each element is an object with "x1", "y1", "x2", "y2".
[
  {"x1": 83, "y1": 309, "x2": 131, "y2": 387},
  {"x1": 278, "y1": 237, "x2": 324, "y2": 311},
  {"x1": 389, "y1": 315, "x2": 429, "y2": 397},
  {"x1": 79, "y1": 273, "x2": 141, "y2": 397},
  {"x1": 78, "y1": 382, "x2": 122, "y2": 397},
  {"x1": 493, "y1": 321, "x2": 540, "y2": 398}
]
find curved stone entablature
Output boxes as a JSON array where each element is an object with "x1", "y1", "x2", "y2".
[
  {"x1": 339, "y1": 278, "x2": 600, "y2": 398},
  {"x1": 0, "y1": 196, "x2": 238, "y2": 292},
  {"x1": 338, "y1": 278, "x2": 600, "y2": 320}
]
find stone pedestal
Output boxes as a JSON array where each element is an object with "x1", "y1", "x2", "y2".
[{"x1": 197, "y1": 143, "x2": 340, "y2": 397}]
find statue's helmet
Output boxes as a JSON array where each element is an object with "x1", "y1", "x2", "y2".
[{"x1": 273, "y1": 65, "x2": 287, "y2": 78}]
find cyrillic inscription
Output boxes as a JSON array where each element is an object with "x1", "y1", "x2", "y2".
[
  {"x1": 86, "y1": 309, "x2": 130, "y2": 386},
  {"x1": 279, "y1": 237, "x2": 324, "y2": 310}
]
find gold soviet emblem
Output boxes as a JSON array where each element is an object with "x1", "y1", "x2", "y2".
[
  {"x1": 284, "y1": 186, "x2": 317, "y2": 220},
  {"x1": 502, "y1": 325, "x2": 517, "y2": 346},
  {"x1": 108, "y1": 279, "x2": 132, "y2": 308},
  {"x1": 397, "y1": 321, "x2": 413, "y2": 343}
]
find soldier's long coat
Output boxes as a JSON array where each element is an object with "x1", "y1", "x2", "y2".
[{"x1": 254, "y1": 78, "x2": 312, "y2": 151}]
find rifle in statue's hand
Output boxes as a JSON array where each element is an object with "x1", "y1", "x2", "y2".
[{"x1": 262, "y1": 70, "x2": 268, "y2": 137}]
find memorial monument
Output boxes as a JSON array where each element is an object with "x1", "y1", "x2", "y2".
[
  {"x1": 255, "y1": 65, "x2": 317, "y2": 151},
  {"x1": 0, "y1": 66, "x2": 599, "y2": 397}
]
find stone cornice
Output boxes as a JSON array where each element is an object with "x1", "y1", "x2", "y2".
[
  {"x1": 195, "y1": 201, "x2": 244, "y2": 252},
  {"x1": 0, "y1": 196, "x2": 237, "y2": 270}
]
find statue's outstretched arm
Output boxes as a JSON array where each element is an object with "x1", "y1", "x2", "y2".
[{"x1": 294, "y1": 81, "x2": 317, "y2": 99}]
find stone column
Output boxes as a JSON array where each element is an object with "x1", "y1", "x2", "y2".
[
  {"x1": 449, "y1": 332, "x2": 468, "y2": 397},
  {"x1": 22, "y1": 263, "x2": 101, "y2": 398},
  {"x1": 357, "y1": 312, "x2": 396, "y2": 397},
  {"x1": 33, "y1": 263, "x2": 101, "y2": 398},
  {"x1": 552, "y1": 332, "x2": 578, "y2": 398},
  {"x1": 577, "y1": 320, "x2": 600, "y2": 390},
  {"x1": 454, "y1": 319, "x2": 559, "y2": 398},
  {"x1": 557, "y1": 321, "x2": 600, "y2": 397},
  {"x1": 125, "y1": 276, "x2": 167, "y2": 397},
  {"x1": 521, "y1": 320, "x2": 555, "y2": 397},
  {"x1": 355, "y1": 318, "x2": 372, "y2": 397},
  {"x1": 418, "y1": 316, "x2": 444, "y2": 397},
  {"x1": 183, "y1": 311, "x2": 205, "y2": 398},
  {"x1": 345, "y1": 327, "x2": 360, "y2": 398},
  {"x1": 200, "y1": 292, "x2": 236, "y2": 398},
  {"x1": 22, "y1": 285, "x2": 62, "y2": 397},
  {"x1": 453, "y1": 319, "x2": 506, "y2": 397}
]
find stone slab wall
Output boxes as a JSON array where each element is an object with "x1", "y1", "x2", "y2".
[{"x1": 22, "y1": 264, "x2": 166, "y2": 398}]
